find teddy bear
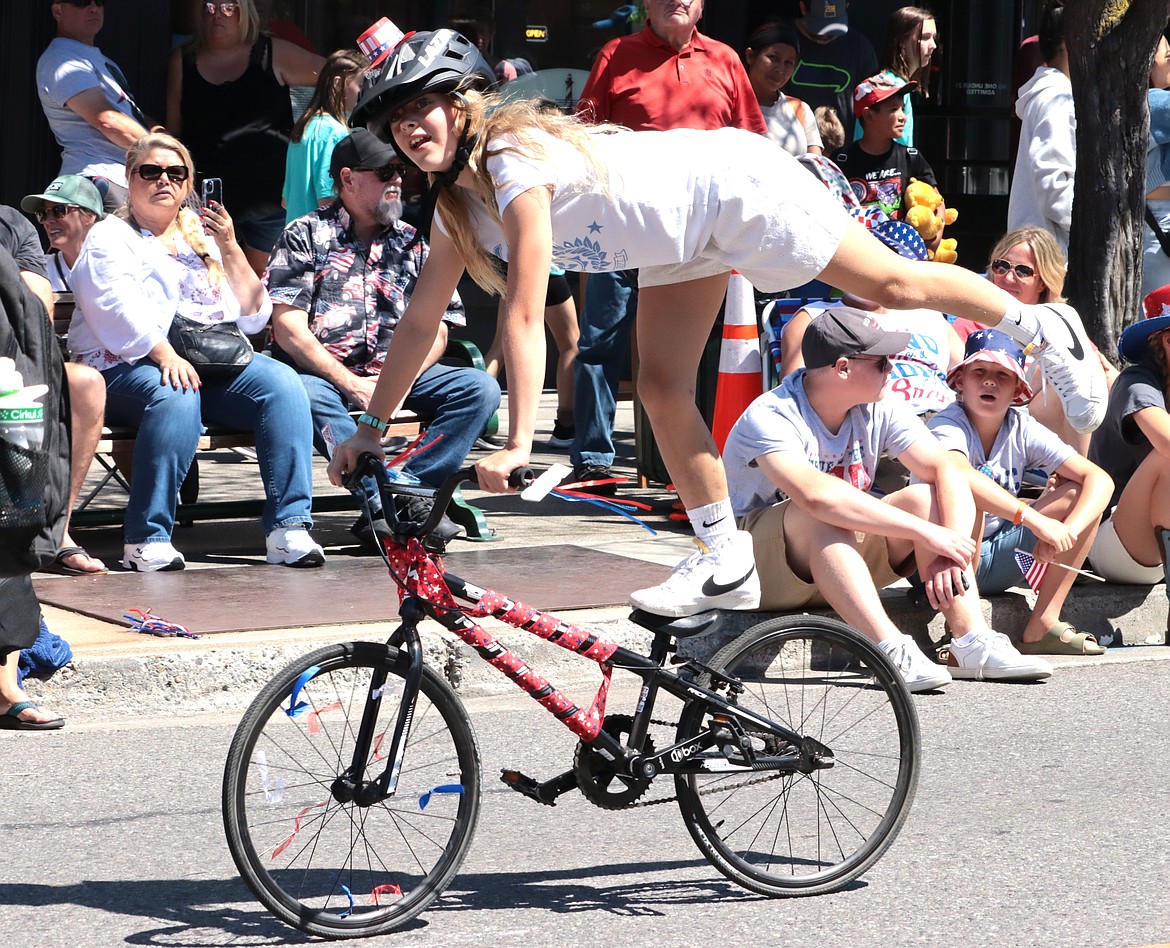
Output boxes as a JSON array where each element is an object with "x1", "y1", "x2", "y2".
[{"x1": 903, "y1": 177, "x2": 959, "y2": 262}]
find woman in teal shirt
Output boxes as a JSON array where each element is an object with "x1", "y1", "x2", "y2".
[{"x1": 283, "y1": 49, "x2": 367, "y2": 223}]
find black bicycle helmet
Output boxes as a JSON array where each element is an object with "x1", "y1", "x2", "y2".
[{"x1": 351, "y1": 29, "x2": 495, "y2": 154}]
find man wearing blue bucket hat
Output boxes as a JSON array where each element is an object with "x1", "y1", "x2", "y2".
[
  {"x1": 1087, "y1": 286, "x2": 1170, "y2": 641},
  {"x1": 930, "y1": 329, "x2": 1113, "y2": 655}
]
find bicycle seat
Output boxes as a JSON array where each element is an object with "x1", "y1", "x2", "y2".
[{"x1": 629, "y1": 608, "x2": 722, "y2": 639}]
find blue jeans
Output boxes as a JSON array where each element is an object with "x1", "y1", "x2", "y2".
[
  {"x1": 102, "y1": 353, "x2": 316, "y2": 543},
  {"x1": 299, "y1": 362, "x2": 500, "y2": 488},
  {"x1": 976, "y1": 521, "x2": 1038, "y2": 593},
  {"x1": 572, "y1": 269, "x2": 638, "y2": 469}
]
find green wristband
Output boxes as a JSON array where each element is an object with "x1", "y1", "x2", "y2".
[{"x1": 357, "y1": 412, "x2": 388, "y2": 434}]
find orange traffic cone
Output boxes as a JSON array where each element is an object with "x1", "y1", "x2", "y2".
[{"x1": 711, "y1": 272, "x2": 763, "y2": 453}]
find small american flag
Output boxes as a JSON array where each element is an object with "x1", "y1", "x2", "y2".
[{"x1": 1013, "y1": 548, "x2": 1049, "y2": 590}]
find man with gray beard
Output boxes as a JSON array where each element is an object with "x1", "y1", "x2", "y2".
[{"x1": 265, "y1": 129, "x2": 500, "y2": 547}]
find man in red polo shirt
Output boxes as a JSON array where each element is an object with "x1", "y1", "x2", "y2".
[{"x1": 569, "y1": 0, "x2": 766, "y2": 502}]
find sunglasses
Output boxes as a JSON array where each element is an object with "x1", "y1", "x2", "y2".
[
  {"x1": 990, "y1": 258, "x2": 1036, "y2": 280},
  {"x1": 59, "y1": 0, "x2": 105, "y2": 7},
  {"x1": 203, "y1": 2, "x2": 239, "y2": 15},
  {"x1": 357, "y1": 163, "x2": 407, "y2": 182},
  {"x1": 34, "y1": 204, "x2": 79, "y2": 223},
  {"x1": 137, "y1": 163, "x2": 191, "y2": 183},
  {"x1": 850, "y1": 355, "x2": 892, "y2": 373}
]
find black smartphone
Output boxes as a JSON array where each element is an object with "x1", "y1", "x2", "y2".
[{"x1": 201, "y1": 177, "x2": 223, "y2": 208}]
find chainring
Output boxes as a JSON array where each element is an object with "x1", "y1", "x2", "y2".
[{"x1": 572, "y1": 714, "x2": 655, "y2": 810}]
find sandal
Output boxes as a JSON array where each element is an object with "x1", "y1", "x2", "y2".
[
  {"x1": 1017, "y1": 622, "x2": 1107, "y2": 656},
  {"x1": 0, "y1": 701, "x2": 65, "y2": 731},
  {"x1": 40, "y1": 545, "x2": 108, "y2": 576}
]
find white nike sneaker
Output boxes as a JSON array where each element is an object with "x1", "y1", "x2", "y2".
[
  {"x1": 1018, "y1": 303, "x2": 1106, "y2": 433},
  {"x1": 879, "y1": 634, "x2": 952, "y2": 693},
  {"x1": 947, "y1": 628, "x2": 1053, "y2": 682},
  {"x1": 123, "y1": 541, "x2": 185, "y2": 572},
  {"x1": 629, "y1": 531, "x2": 761, "y2": 617},
  {"x1": 266, "y1": 527, "x2": 325, "y2": 568}
]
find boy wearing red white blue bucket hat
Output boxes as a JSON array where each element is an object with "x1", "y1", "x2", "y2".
[{"x1": 928, "y1": 329, "x2": 1113, "y2": 654}]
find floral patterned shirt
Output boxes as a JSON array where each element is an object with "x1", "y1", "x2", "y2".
[{"x1": 264, "y1": 200, "x2": 464, "y2": 377}]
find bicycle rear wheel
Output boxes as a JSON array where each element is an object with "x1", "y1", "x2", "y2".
[
  {"x1": 675, "y1": 615, "x2": 919, "y2": 897},
  {"x1": 223, "y1": 641, "x2": 480, "y2": 939}
]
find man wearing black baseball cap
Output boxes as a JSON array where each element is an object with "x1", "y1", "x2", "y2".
[
  {"x1": 265, "y1": 130, "x2": 500, "y2": 552},
  {"x1": 722, "y1": 305, "x2": 1054, "y2": 691}
]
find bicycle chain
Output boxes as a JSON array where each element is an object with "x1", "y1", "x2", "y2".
[{"x1": 626, "y1": 717, "x2": 786, "y2": 809}]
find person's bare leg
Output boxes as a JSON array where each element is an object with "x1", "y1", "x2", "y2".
[
  {"x1": 818, "y1": 218, "x2": 1018, "y2": 326},
  {"x1": 0, "y1": 649, "x2": 61, "y2": 724},
  {"x1": 59, "y1": 363, "x2": 107, "y2": 572},
  {"x1": 1111, "y1": 453, "x2": 1170, "y2": 567},
  {"x1": 782, "y1": 500, "x2": 908, "y2": 645},
  {"x1": 635, "y1": 274, "x2": 729, "y2": 510},
  {"x1": 544, "y1": 296, "x2": 580, "y2": 422},
  {"x1": 1018, "y1": 482, "x2": 1098, "y2": 641}
]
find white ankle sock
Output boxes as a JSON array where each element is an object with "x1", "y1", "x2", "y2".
[
  {"x1": 997, "y1": 302, "x2": 1041, "y2": 347},
  {"x1": 688, "y1": 499, "x2": 736, "y2": 548}
]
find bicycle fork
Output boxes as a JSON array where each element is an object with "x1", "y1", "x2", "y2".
[{"x1": 331, "y1": 600, "x2": 428, "y2": 808}]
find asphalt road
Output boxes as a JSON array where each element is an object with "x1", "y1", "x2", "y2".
[{"x1": 3, "y1": 659, "x2": 1169, "y2": 948}]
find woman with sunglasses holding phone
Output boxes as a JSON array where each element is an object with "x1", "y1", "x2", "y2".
[
  {"x1": 951, "y1": 227, "x2": 1113, "y2": 453},
  {"x1": 43, "y1": 133, "x2": 323, "y2": 572},
  {"x1": 166, "y1": 0, "x2": 323, "y2": 274}
]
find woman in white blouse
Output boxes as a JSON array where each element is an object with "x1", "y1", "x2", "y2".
[{"x1": 44, "y1": 133, "x2": 323, "y2": 571}]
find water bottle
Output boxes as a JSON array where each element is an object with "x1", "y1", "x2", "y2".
[{"x1": 0, "y1": 357, "x2": 48, "y2": 450}]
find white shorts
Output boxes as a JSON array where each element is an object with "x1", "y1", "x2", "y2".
[
  {"x1": 639, "y1": 149, "x2": 847, "y2": 291},
  {"x1": 1087, "y1": 511, "x2": 1164, "y2": 584}
]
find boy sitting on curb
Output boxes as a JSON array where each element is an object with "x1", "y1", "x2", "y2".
[
  {"x1": 723, "y1": 306, "x2": 1054, "y2": 692},
  {"x1": 927, "y1": 329, "x2": 1114, "y2": 654}
]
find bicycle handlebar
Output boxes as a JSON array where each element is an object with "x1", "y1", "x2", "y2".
[{"x1": 344, "y1": 453, "x2": 535, "y2": 549}]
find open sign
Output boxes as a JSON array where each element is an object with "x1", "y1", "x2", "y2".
[{"x1": 526, "y1": 25, "x2": 549, "y2": 42}]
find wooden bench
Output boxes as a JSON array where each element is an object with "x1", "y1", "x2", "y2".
[{"x1": 54, "y1": 292, "x2": 495, "y2": 538}]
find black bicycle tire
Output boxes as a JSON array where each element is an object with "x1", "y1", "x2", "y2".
[
  {"x1": 674, "y1": 614, "x2": 920, "y2": 897},
  {"x1": 222, "y1": 641, "x2": 481, "y2": 939}
]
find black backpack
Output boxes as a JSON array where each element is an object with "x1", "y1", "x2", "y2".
[{"x1": 0, "y1": 246, "x2": 70, "y2": 576}]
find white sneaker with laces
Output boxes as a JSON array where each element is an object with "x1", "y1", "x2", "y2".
[
  {"x1": 266, "y1": 527, "x2": 325, "y2": 568},
  {"x1": 122, "y1": 541, "x2": 185, "y2": 572},
  {"x1": 880, "y1": 634, "x2": 952, "y2": 693},
  {"x1": 1021, "y1": 303, "x2": 1106, "y2": 433},
  {"x1": 629, "y1": 531, "x2": 761, "y2": 617},
  {"x1": 947, "y1": 629, "x2": 1053, "y2": 682}
]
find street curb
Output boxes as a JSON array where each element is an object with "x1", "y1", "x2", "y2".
[{"x1": 23, "y1": 582, "x2": 1169, "y2": 720}]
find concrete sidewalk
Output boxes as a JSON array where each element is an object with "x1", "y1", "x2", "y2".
[{"x1": 23, "y1": 395, "x2": 1170, "y2": 720}]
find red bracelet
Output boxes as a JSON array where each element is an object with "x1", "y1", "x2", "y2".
[{"x1": 1013, "y1": 501, "x2": 1027, "y2": 526}]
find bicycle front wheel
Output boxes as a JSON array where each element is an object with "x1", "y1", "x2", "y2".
[
  {"x1": 223, "y1": 641, "x2": 481, "y2": 939},
  {"x1": 675, "y1": 615, "x2": 919, "y2": 897}
]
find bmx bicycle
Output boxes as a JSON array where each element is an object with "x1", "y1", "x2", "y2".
[{"x1": 222, "y1": 454, "x2": 920, "y2": 938}]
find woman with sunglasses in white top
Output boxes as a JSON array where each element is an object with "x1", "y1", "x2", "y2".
[{"x1": 43, "y1": 133, "x2": 324, "y2": 572}]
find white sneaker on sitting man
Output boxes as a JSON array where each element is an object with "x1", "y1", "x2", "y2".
[{"x1": 123, "y1": 540, "x2": 185, "y2": 572}]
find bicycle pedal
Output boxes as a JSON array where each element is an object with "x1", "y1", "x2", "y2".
[{"x1": 499, "y1": 768, "x2": 575, "y2": 806}]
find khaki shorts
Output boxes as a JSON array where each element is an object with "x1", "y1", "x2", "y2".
[
  {"x1": 740, "y1": 500, "x2": 911, "y2": 611},
  {"x1": 1088, "y1": 511, "x2": 1164, "y2": 584}
]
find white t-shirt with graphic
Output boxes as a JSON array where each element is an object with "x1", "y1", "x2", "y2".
[
  {"x1": 436, "y1": 125, "x2": 846, "y2": 293},
  {"x1": 927, "y1": 402, "x2": 1073, "y2": 537},
  {"x1": 724, "y1": 369, "x2": 928, "y2": 518}
]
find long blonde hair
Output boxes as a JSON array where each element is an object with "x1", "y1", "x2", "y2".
[
  {"x1": 433, "y1": 90, "x2": 612, "y2": 297},
  {"x1": 986, "y1": 226, "x2": 1066, "y2": 304},
  {"x1": 125, "y1": 132, "x2": 226, "y2": 288}
]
